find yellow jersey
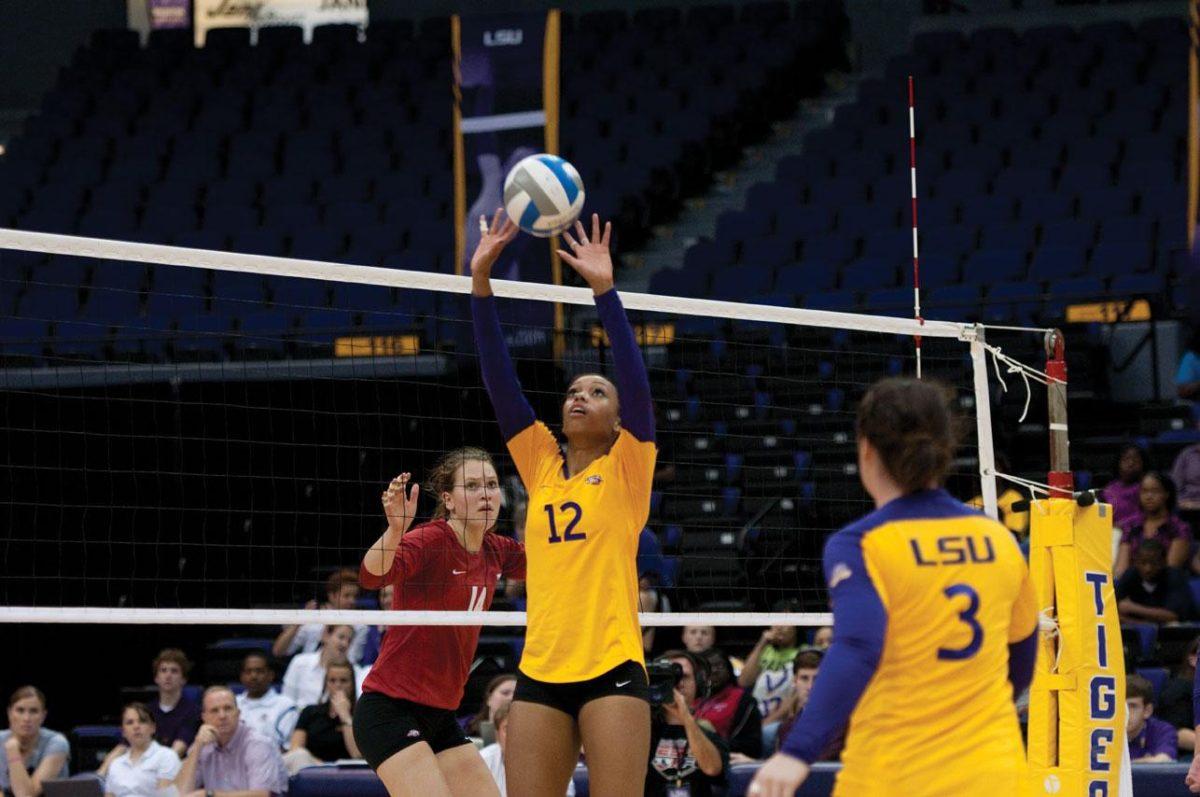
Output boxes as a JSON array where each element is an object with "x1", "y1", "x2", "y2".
[
  {"x1": 507, "y1": 421, "x2": 657, "y2": 682},
  {"x1": 782, "y1": 489, "x2": 1037, "y2": 796}
]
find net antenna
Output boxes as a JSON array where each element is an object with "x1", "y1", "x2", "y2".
[{"x1": 908, "y1": 74, "x2": 924, "y2": 379}]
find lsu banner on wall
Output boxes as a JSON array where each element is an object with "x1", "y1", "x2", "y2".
[
  {"x1": 453, "y1": 10, "x2": 562, "y2": 348},
  {"x1": 1026, "y1": 498, "x2": 1130, "y2": 797},
  {"x1": 193, "y1": 0, "x2": 367, "y2": 46}
]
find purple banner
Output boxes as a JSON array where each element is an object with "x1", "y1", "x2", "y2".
[{"x1": 149, "y1": 0, "x2": 191, "y2": 29}]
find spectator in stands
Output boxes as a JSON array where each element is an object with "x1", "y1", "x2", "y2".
[
  {"x1": 175, "y1": 686, "x2": 288, "y2": 797},
  {"x1": 236, "y1": 652, "x2": 297, "y2": 751},
  {"x1": 465, "y1": 674, "x2": 517, "y2": 744},
  {"x1": 1127, "y1": 674, "x2": 1177, "y2": 763},
  {"x1": 358, "y1": 584, "x2": 394, "y2": 667},
  {"x1": 479, "y1": 703, "x2": 575, "y2": 797},
  {"x1": 1, "y1": 686, "x2": 68, "y2": 797},
  {"x1": 1114, "y1": 472, "x2": 1191, "y2": 578},
  {"x1": 1102, "y1": 443, "x2": 1151, "y2": 534},
  {"x1": 737, "y1": 623, "x2": 801, "y2": 720},
  {"x1": 1173, "y1": 438, "x2": 1200, "y2": 531},
  {"x1": 1158, "y1": 636, "x2": 1200, "y2": 753},
  {"x1": 681, "y1": 626, "x2": 715, "y2": 655},
  {"x1": 273, "y1": 568, "x2": 368, "y2": 665},
  {"x1": 102, "y1": 702, "x2": 182, "y2": 797},
  {"x1": 281, "y1": 624, "x2": 358, "y2": 709},
  {"x1": 1176, "y1": 327, "x2": 1200, "y2": 404},
  {"x1": 693, "y1": 648, "x2": 761, "y2": 761},
  {"x1": 765, "y1": 651, "x2": 840, "y2": 760},
  {"x1": 149, "y1": 649, "x2": 201, "y2": 757},
  {"x1": 283, "y1": 661, "x2": 361, "y2": 774},
  {"x1": 811, "y1": 626, "x2": 833, "y2": 651},
  {"x1": 1117, "y1": 540, "x2": 1195, "y2": 624},
  {"x1": 647, "y1": 651, "x2": 728, "y2": 797}
]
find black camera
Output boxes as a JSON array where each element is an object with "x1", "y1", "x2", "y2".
[{"x1": 646, "y1": 659, "x2": 682, "y2": 707}]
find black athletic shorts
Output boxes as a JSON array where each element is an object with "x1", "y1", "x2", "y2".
[
  {"x1": 353, "y1": 690, "x2": 471, "y2": 768},
  {"x1": 513, "y1": 659, "x2": 649, "y2": 719}
]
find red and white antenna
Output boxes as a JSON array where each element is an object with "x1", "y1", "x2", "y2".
[{"x1": 908, "y1": 75, "x2": 924, "y2": 379}]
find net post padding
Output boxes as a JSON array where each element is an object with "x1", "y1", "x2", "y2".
[
  {"x1": 970, "y1": 330, "x2": 999, "y2": 520},
  {"x1": 0, "y1": 607, "x2": 832, "y2": 626},
  {"x1": 0, "y1": 228, "x2": 972, "y2": 338}
]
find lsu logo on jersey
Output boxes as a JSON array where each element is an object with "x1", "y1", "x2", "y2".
[{"x1": 909, "y1": 534, "x2": 996, "y2": 567}]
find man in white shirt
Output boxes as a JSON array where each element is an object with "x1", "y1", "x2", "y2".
[
  {"x1": 272, "y1": 568, "x2": 369, "y2": 664},
  {"x1": 235, "y1": 653, "x2": 298, "y2": 750},
  {"x1": 480, "y1": 703, "x2": 575, "y2": 797}
]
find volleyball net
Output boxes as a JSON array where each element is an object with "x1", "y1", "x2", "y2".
[{"x1": 0, "y1": 227, "x2": 1058, "y2": 630}]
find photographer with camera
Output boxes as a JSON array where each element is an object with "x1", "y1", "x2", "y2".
[{"x1": 646, "y1": 651, "x2": 728, "y2": 797}]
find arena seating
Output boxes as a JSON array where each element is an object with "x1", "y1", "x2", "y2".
[
  {"x1": 0, "y1": 0, "x2": 845, "y2": 364},
  {"x1": 657, "y1": 16, "x2": 1187, "y2": 323}
]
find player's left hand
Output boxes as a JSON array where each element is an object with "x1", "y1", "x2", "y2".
[
  {"x1": 558, "y1": 214, "x2": 614, "y2": 294},
  {"x1": 749, "y1": 752, "x2": 810, "y2": 797}
]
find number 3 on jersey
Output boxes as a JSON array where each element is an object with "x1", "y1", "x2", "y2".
[
  {"x1": 544, "y1": 502, "x2": 586, "y2": 544},
  {"x1": 937, "y1": 583, "x2": 983, "y2": 660}
]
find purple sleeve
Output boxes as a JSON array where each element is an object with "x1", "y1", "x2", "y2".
[
  {"x1": 244, "y1": 736, "x2": 288, "y2": 793},
  {"x1": 594, "y1": 289, "x2": 654, "y2": 442},
  {"x1": 471, "y1": 295, "x2": 537, "y2": 441},
  {"x1": 1008, "y1": 630, "x2": 1037, "y2": 696},
  {"x1": 780, "y1": 532, "x2": 886, "y2": 763},
  {"x1": 1149, "y1": 720, "x2": 1180, "y2": 758}
]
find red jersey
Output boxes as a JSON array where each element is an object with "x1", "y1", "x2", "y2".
[{"x1": 359, "y1": 520, "x2": 525, "y2": 709}]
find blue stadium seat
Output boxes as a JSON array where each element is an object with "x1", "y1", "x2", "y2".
[
  {"x1": 1091, "y1": 241, "x2": 1154, "y2": 276},
  {"x1": 1016, "y1": 193, "x2": 1074, "y2": 224},
  {"x1": 916, "y1": 254, "x2": 959, "y2": 289},
  {"x1": 804, "y1": 290, "x2": 857, "y2": 312},
  {"x1": 716, "y1": 210, "x2": 772, "y2": 245},
  {"x1": 1043, "y1": 276, "x2": 1105, "y2": 319},
  {"x1": 994, "y1": 167, "x2": 1053, "y2": 197},
  {"x1": 270, "y1": 278, "x2": 329, "y2": 309},
  {"x1": 1137, "y1": 667, "x2": 1169, "y2": 700},
  {"x1": 212, "y1": 272, "x2": 266, "y2": 302},
  {"x1": 921, "y1": 225, "x2": 976, "y2": 261},
  {"x1": 263, "y1": 203, "x2": 321, "y2": 233},
  {"x1": 230, "y1": 229, "x2": 288, "y2": 257},
  {"x1": 964, "y1": 249, "x2": 1026, "y2": 282},
  {"x1": 775, "y1": 263, "x2": 837, "y2": 295},
  {"x1": 741, "y1": 236, "x2": 796, "y2": 271},
  {"x1": 1028, "y1": 246, "x2": 1088, "y2": 281},
  {"x1": 1098, "y1": 217, "x2": 1155, "y2": 245},
  {"x1": 1041, "y1": 220, "x2": 1096, "y2": 249},
  {"x1": 173, "y1": 314, "x2": 231, "y2": 357},
  {"x1": 841, "y1": 257, "x2": 898, "y2": 290},
  {"x1": 863, "y1": 287, "x2": 910, "y2": 313},
  {"x1": 712, "y1": 266, "x2": 774, "y2": 301},
  {"x1": 801, "y1": 235, "x2": 855, "y2": 265},
  {"x1": 983, "y1": 281, "x2": 1042, "y2": 325},
  {"x1": 331, "y1": 284, "x2": 395, "y2": 313},
  {"x1": 18, "y1": 285, "x2": 81, "y2": 319},
  {"x1": 1110, "y1": 272, "x2": 1165, "y2": 298},
  {"x1": 960, "y1": 195, "x2": 1014, "y2": 226}
]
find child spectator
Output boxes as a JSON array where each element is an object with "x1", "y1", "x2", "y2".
[
  {"x1": 273, "y1": 568, "x2": 368, "y2": 665},
  {"x1": 1157, "y1": 636, "x2": 1200, "y2": 753},
  {"x1": 737, "y1": 624, "x2": 801, "y2": 719},
  {"x1": 1127, "y1": 674, "x2": 1177, "y2": 762},
  {"x1": 283, "y1": 661, "x2": 361, "y2": 774},
  {"x1": 464, "y1": 674, "x2": 516, "y2": 745},
  {"x1": 102, "y1": 703, "x2": 182, "y2": 797},
  {"x1": 693, "y1": 648, "x2": 761, "y2": 761},
  {"x1": 1, "y1": 686, "x2": 69, "y2": 796},
  {"x1": 1117, "y1": 539, "x2": 1196, "y2": 624},
  {"x1": 1114, "y1": 472, "x2": 1192, "y2": 578},
  {"x1": 236, "y1": 652, "x2": 297, "y2": 751},
  {"x1": 1103, "y1": 444, "x2": 1151, "y2": 534},
  {"x1": 148, "y1": 650, "x2": 201, "y2": 756},
  {"x1": 479, "y1": 703, "x2": 575, "y2": 797},
  {"x1": 281, "y1": 624, "x2": 359, "y2": 709}
]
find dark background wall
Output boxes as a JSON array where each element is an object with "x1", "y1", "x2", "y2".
[{"x1": 0, "y1": 0, "x2": 126, "y2": 109}]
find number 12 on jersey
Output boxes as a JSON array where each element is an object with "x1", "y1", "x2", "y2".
[{"x1": 544, "y1": 502, "x2": 587, "y2": 544}]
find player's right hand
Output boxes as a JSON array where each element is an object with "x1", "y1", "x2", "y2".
[
  {"x1": 193, "y1": 725, "x2": 218, "y2": 750},
  {"x1": 470, "y1": 208, "x2": 518, "y2": 282},
  {"x1": 1186, "y1": 753, "x2": 1200, "y2": 792},
  {"x1": 382, "y1": 473, "x2": 419, "y2": 536}
]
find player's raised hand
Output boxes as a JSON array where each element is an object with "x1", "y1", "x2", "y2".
[
  {"x1": 558, "y1": 213, "x2": 614, "y2": 295},
  {"x1": 1186, "y1": 753, "x2": 1200, "y2": 792},
  {"x1": 470, "y1": 208, "x2": 519, "y2": 284},
  {"x1": 748, "y1": 752, "x2": 810, "y2": 797},
  {"x1": 382, "y1": 473, "x2": 419, "y2": 536}
]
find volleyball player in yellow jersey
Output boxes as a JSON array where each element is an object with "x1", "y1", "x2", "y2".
[
  {"x1": 752, "y1": 377, "x2": 1039, "y2": 797},
  {"x1": 471, "y1": 211, "x2": 656, "y2": 797}
]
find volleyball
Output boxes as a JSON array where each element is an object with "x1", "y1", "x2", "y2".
[{"x1": 503, "y1": 153, "x2": 586, "y2": 237}]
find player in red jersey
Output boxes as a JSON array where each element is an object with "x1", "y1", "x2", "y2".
[{"x1": 353, "y1": 447, "x2": 525, "y2": 797}]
